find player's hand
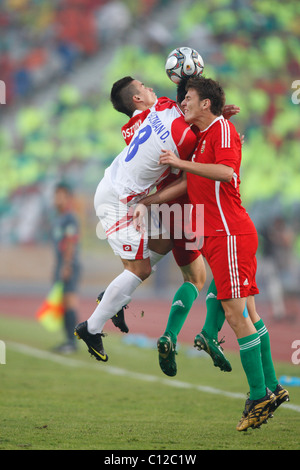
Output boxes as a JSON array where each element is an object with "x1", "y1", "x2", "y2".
[
  {"x1": 159, "y1": 149, "x2": 181, "y2": 168},
  {"x1": 239, "y1": 133, "x2": 245, "y2": 145},
  {"x1": 223, "y1": 104, "x2": 240, "y2": 120},
  {"x1": 133, "y1": 203, "x2": 147, "y2": 233}
]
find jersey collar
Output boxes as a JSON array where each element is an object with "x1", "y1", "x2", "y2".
[
  {"x1": 132, "y1": 99, "x2": 159, "y2": 117},
  {"x1": 200, "y1": 115, "x2": 224, "y2": 133},
  {"x1": 132, "y1": 109, "x2": 144, "y2": 117}
]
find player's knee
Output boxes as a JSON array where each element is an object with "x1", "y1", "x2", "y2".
[
  {"x1": 181, "y1": 271, "x2": 206, "y2": 293},
  {"x1": 122, "y1": 259, "x2": 152, "y2": 281},
  {"x1": 224, "y1": 308, "x2": 248, "y2": 334},
  {"x1": 130, "y1": 264, "x2": 152, "y2": 281},
  {"x1": 190, "y1": 278, "x2": 205, "y2": 293},
  {"x1": 138, "y1": 265, "x2": 152, "y2": 281},
  {"x1": 224, "y1": 309, "x2": 238, "y2": 330}
]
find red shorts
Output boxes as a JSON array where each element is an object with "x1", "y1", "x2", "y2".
[
  {"x1": 172, "y1": 239, "x2": 201, "y2": 267},
  {"x1": 201, "y1": 233, "x2": 259, "y2": 300}
]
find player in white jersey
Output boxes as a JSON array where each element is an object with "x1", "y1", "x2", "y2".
[
  {"x1": 94, "y1": 94, "x2": 198, "y2": 260},
  {"x1": 74, "y1": 78, "x2": 203, "y2": 362}
]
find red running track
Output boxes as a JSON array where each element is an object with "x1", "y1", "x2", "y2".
[{"x1": 1, "y1": 294, "x2": 299, "y2": 363}]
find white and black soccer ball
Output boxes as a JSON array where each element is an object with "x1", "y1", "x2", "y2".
[{"x1": 165, "y1": 47, "x2": 204, "y2": 84}]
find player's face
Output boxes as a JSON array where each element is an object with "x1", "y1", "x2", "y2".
[
  {"x1": 54, "y1": 189, "x2": 70, "y2": 212},
  {"x1": 182, "y1": 88, "x2": 210, "y2": 126},
  {"x1": 132, "y1": 80, "x2": 157, "y2": 108},
  {"x1": 181, "y1": 88, "x2": 202, "y2": 124}
]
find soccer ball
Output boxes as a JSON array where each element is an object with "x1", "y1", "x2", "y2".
[{"x1": 165, "y1": 47, "x2": 204, "y2": 84}]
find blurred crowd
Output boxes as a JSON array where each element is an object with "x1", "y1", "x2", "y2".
[
  {"x1": 0, "y1": 0, "x2": 299, "y2": 312},
  {"x1": 0, "y1": 0, "x2": 165, "y2": 103}
]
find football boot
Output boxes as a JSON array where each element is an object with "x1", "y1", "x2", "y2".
[
  {"x1": 236, "y1": 389, "x2": 276, "y2": 431},
  {"x1": 74, "y1": 321, "x2": 108, "y2": 362},
  {"x1": 268, "y1": 383, "x2": 290, "y2": 417},
  {"x1": 157, "y1": 334, "x2": 177, "y2": 377},
  {"x1": 194, "y1": 331, "x2": 232, "y2": 372}
]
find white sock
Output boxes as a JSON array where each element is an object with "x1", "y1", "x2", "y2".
[
  {"x1": 149, "y1": 250, "x2": 165, "y2": 272},
  {"x1": 87, "y1": 269, "x2": 142, "y2": 334}
]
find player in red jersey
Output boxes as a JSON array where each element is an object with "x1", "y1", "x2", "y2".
[{"x1": 157, "y1": 76, "x2": 289, "y2": 431}]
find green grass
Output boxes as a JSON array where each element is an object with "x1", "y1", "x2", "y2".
[{"x1": 0, "y1": 315, "x2": 300, "y2": 450}]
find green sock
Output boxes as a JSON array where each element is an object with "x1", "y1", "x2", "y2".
[
  {"x1": 164, "y1": 282, "x2": 199, "y2": 345},
  {"x1": 254, "y1": 319, "x2": 278, "y2": 392},
  {"x1": 202, "y1": 278, "x2": 225, "y2": 341},
  {"x1": 238, "y1": 333, "x2": 266, "y2": 401}
]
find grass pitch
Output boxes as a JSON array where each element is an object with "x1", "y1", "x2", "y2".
[{"x1": 0, "y1": 314, "x2": 300, "y2": 451}]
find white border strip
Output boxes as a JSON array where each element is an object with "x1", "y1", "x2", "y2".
[{"x1": 7, "y1": 341, "x2": 300, "y2": 413}]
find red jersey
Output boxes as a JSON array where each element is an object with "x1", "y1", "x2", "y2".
[{"x1": 187, "y1": 116, "x2": 256, "y2": 236}]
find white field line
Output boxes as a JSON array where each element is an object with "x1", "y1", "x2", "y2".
[{"x1": 7, "y1": 341, "x2": 300, "y2": 414}]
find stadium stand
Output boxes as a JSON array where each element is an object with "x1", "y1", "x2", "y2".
[{"x1": 0, "y1": 0, "x2": 299, "y2": 310}]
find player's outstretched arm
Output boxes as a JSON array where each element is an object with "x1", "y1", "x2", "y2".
[
  {"x1": 141, "y1": 173, "x2": 187, "y2": 207},
  {"x1": 132, "y1": 174, "x2": 188, "y2": 232},
  {"x1": 160, "y1": 150, "x2": 233, "y2": 182}
]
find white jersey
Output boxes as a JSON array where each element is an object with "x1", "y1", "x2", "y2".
[
  {"x1": 103, "y1": 97, "x2": 197, "y2": 205},
  {"x1": 94, "y1": 97, "x2": 197, "y2": 261}
]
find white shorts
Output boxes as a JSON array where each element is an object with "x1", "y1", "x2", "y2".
[{"x1": 94, "y1": 177, "x2": 150, "y2": 260}]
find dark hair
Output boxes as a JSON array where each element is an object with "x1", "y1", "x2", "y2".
[
  {"x1": 110, "y1": 76, "x2": 139, "y2": 117},
  {"x1": 176, "y1": 78, "x2": 189, "y2": 104},
  {"x1": 55, "y1": 182, "x2": 73, "y2": 194},
  {"x1": 186, "y1": 77, "x2": 225, "y2": 116}
]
